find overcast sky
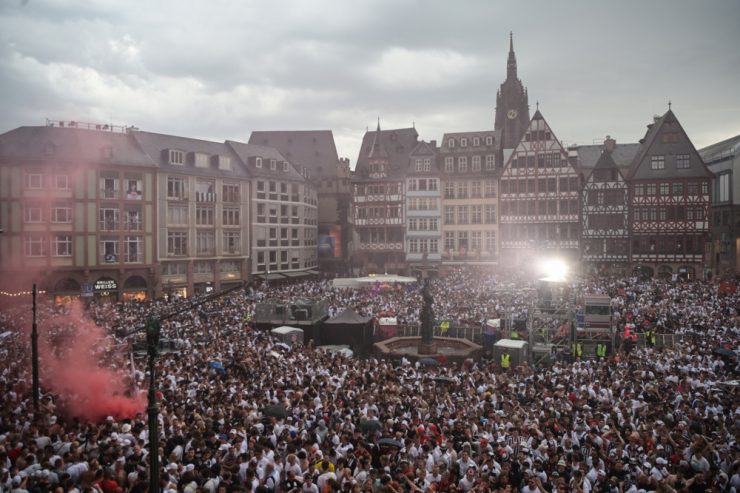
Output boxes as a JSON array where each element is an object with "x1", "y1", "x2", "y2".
[{"x1": 1, "y1": 0, "x2": 739, "y2": 167}]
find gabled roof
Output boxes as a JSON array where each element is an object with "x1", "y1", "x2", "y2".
[
  {"x1": 626, "y1": 109, "x2": 713, "y2": 181},
  {"x1": 225, "y1": 140, "x2": 306, "y2": 181},
  {"x1": 409, "y1": 140, "x2": 436, "y2": 157},
  {"x1": 502, "y1": 110, "x2": 571, "y2": 172},
  {"x1": 570, "y1": 143, "x2": 640, "y2": 173},
  {"x1": 585, "y1": 149, "x2": 626, "y2": 182},
  {"x1": 248, "y1": 130, "x2": 340, "y2": 178},
  {"x1": 132, "y1": 131, "x2": 246, "y2": 177},
  {"x1": 0, "y1": 126, "x2": 155, "y2": 167},
  {"x1": 354, "y1": 126, "x2": 418, "y2": 179},
  {"x1": 407, "y1": 141, "x2": 439, "y2": 175},
  {"x1": 699, "y1": 133, "x2": 740, "y2": 164}
]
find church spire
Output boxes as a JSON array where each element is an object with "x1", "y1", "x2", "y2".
[
  {"x1": 507, "y1": 31, "x2": 517, "y2": 80},
  {"x1": 367, "y1": 117, "x2": 388, "y2": 159}
]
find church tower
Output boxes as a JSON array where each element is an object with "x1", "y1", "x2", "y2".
[{"x1": 494, "y1": 32, "x2": 530, "y2": 150}]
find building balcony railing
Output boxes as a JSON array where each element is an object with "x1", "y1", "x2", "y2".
[
  {"x1": 358, "y1": 242, "x2": 404, "y2": 251},
  {"x1": 195, "y1": 192, "x2": 217, "y2": 202}
]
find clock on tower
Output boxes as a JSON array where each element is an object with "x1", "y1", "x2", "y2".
[{"x1": 507, "y1": 109, "x2": 518, "y2": 120}]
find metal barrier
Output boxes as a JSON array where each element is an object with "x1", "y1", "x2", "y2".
[{"x1": 393, "y1": 324, "x2": 484, "y2": 344}]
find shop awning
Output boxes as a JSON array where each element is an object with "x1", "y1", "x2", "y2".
[
  {"x1": 282, "y1": 271, "x2": 310, "y2": 278},
  {"x1": 306, "y1": 270, "x2": 320, "y2": 275},
  {"x1": 259, "y1": 273, "x2": 286, "y2": 281}
]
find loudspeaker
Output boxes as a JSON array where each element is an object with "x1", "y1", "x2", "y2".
[{"x1": 294, "y1": 309, "x2": 309, "y2": 321}]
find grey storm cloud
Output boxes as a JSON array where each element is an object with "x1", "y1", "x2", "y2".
[{"x1": 0, "y1": 0, "x2": 739, "y2": 164}]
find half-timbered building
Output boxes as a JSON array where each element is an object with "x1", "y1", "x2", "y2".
[
  {"x1": 499, "y1": 110, "x2": 580, "y2": 265},
  {"x1": 627, "y1": 109, "x2": 713, "y2": 279},
  {"x1": 351, "y1": 123, "x2": 417, "y2": 274},
  {"x1": 581, "y1": 138, "x2": 630, "y2": 275}
]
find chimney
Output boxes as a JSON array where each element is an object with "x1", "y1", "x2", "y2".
[
  {"x1": 604, "y1": 135, "x2": 616, "y2": 152},
  {"x1": 430, "y1": 140, "x2": 437, "y2": 148}
]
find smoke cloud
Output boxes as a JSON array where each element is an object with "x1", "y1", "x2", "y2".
[{"x1": 36, "y1": 301, "x2": 145, "y2": 421}]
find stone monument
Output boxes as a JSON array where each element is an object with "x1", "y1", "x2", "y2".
[{"x1": 418, "y1": 279, "x2": 437, "y2": 355}]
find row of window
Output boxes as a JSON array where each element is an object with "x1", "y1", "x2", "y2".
[
  {"x1": 254, "y1": 227, "x2": 315, "y2": 248},
  {"x1": 442, "y1": 231, "x2": 497, "y2": 253},
  {"x1": 166, "y1": 231, "x2": 243, "y2": 256},
  {"x1": 407, "y1": 198, "x2": 437, "y2": 211},
  {"x1": 167, "y1": 178, "x2": 242, "y2": 203},
  {"x1": 408, "y1": 239, "x2": 439, "y2": 254},
  {"x1": 501, "y1": 176, "x2": 579, "y2": 194},
  {"x1": 634, "y1": 181, "x2": 708, "y2": 197},
  {"x1": 632, "y1": 236, "x2": 702, "y2": 255},
  {"x1": 408, "y1": 218, "x2": 439, "y2": 231},
  {"x1": 650, "y1": 154, "x2": 690, "y2": 170},
  {"x1": 99, "y1": 208, "x2": 143, "y2": 231},
  {"x1": 23, "y1": 234, "x2": 145, "y2": 263},
  {"x1": 585, "y1": 190, "x2": 627, "y2": 206},
  {"x1": 443, "y1": 155, "x2": 496, "y2": 173},
  {"x1": 254, "y1": 157, "x2": 289, "y2": 172},
  {"x1": 508, "y1": 152, "x2": 564, "y2": 170},
  {"x1": 407, "y1": 178, "x2": 438, "y2": 192},
  {"x1": 500, "y1": 224, "x2": 580, "y2": 241},
  {"x1": 255, "y1": 250, "x2": 317, "y2": 272},
  {"x1": 356, "y1": 206, "x2": 402, "y2": 219},
  {"x1": 443, "y1": 205, "x2": 497, "y2": 225},
  {"x1": 633, "y1": 206, "x2": 706, "y2": 222},
  {"x1": 255, "y1": 203, "x2": 305, "y2": 224},
  {"x1": 162, "y1": 260, "x2": 241, "y2": 276},
  {"x1": 256, "y1": 181, "x2": 314, "y2": 204},
  {"x1": 446, "y1": 135, "x2": 495, "y2": 148},
  {"x1": 357, "y1": 228, "x2": 404, "y2": 244},
  {"x1": 354, "y1": 183, "x2": 403, "y2": 196},
  {"x1": 24, "y1": 174, "x2": 71, "y2": 191},
  {"x1": 443, "y1": 180, "x2": 497, "y2": 199},
  {"x1": 500, "y1": 199, "x2": 579, "y2": 216},
  {"x1": 24, "y1": 206, "x2": 73, "y2": 224}
]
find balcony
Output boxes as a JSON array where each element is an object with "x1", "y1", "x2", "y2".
[{"x1": 195, "y1": 192, "x2": 217, "y2": 202}]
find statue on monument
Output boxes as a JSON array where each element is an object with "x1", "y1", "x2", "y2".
[{"x1": 420, "y1": 279, "x2": 434, "y2": 345}]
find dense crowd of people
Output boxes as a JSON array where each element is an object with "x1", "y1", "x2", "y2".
[{"x1": 0, "y1": 268, "x2": 738, "y2": 493}]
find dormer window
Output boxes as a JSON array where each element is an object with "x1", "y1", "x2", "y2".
[
  {"x1": 255, "y1": 157, "x2": 263, "y2": 168},
  {"x1": 460, "y1": 138, "x2": 468, "y2": 147},
  {"x1": 270, "y1": 159, "x2": 277, "y2": 170},
  {"x1": 415, "y1": 159, "x2": 422, "y2": 172},
  {"x1": 215, "y1": 155, "x2": 231, "y2": 171},
  {"x1": 168, "y1": 150, "x2": 184, "y2": 165},
  {"x1": 194, "y1": 153, "x2": 209, "y2": 168},
  {"x1": 282, "y1": 161, "x2": 289, "y2": 172},
  {"x1": 448, "y1": 138, "x2": 456, "y2": 148},
  {"x1": 486, "y1": 136, "x2": 493, "y2": 146},
  {"x1": 472, "y1": 137, "x2": 480, "y2": 147}
]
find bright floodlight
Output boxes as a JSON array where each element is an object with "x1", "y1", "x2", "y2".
[{"x1": 539, "y1": 258, "x2": 568, "y2": 282}]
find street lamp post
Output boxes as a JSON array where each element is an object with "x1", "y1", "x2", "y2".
[
  {"x1": 146, "y1": 314, "x2": 161, "y2": 493},
  {"x1": 31, "y1": 284, "x2": 39, "y2": 413}
]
